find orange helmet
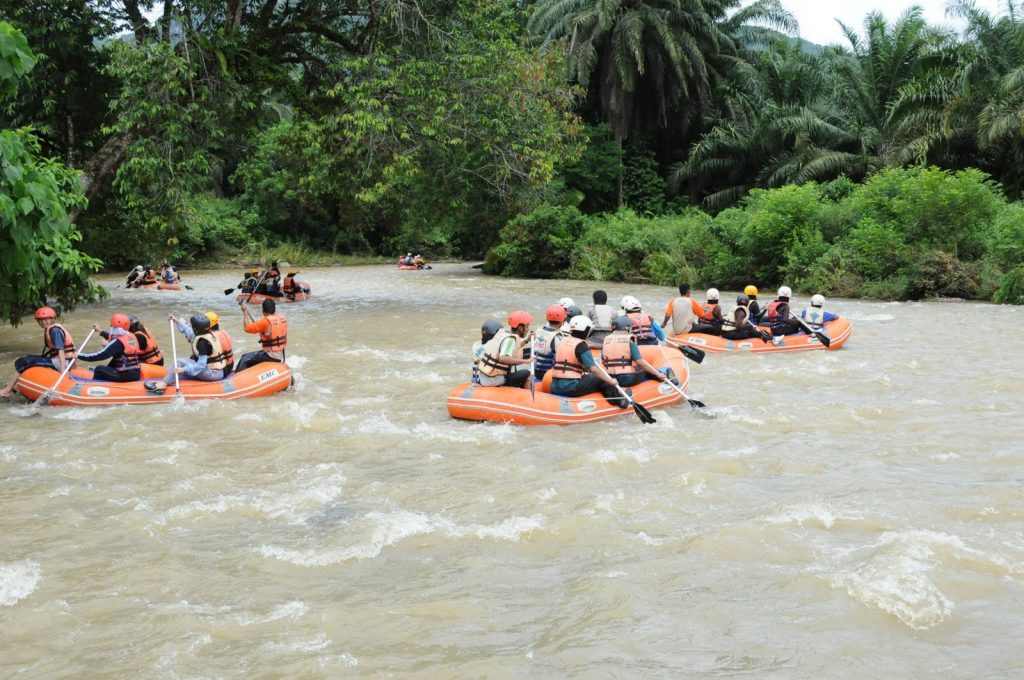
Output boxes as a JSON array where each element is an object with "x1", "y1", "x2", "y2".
[
  {"x1": 34, "y1": 307, "x2": 57, "y2": 320},
  {"x1": 110, "y1": 313, "x2": 132, "y2": 330},
  {"x1": 546, "y1": 304, "x2": 568, "y2": 323},
  {"x1": 507, "y1": 311, "x2": 532, "y2": 329}
]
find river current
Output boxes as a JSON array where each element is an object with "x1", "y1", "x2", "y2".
[{"x1": 1, "y1": 265, "x2": 1022, "y2": 677}]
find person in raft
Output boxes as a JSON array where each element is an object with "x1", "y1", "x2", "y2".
[
  {"x1": 549, "y1": 315, "x2": 627, "y2": 406},
  {"x1": 720, "y1": 295, "x2": 769, "y2": 342},
  {"x1": 744, "y1": 285, "x2": 765, "y2": 323},
  {"x1": 601, "y1": 316, "x2": 672, "y2": 388},
  {"x1": 236, "y1": 298, "x2": 288, "y2": 372},
  {"x1": 586, "y1": 290, "x2": 615, "y2": 347},
  {"x1": 800, "y1": 294, "x2": 839, "y2": 330},
  {"x1": 282, "y1": 270, "x2": 310, "y2": 300},
  {"x1": 160, "y1": 262, "x2": 180, "y2": 285},
  {"x1": 476, "y1": 311, "x2": 534, "y2": 388},
  {"x1": 0, "y1": 307, "x2": 77, "y2": 398},
  {"x1": 765, "y1": 286, "x2": 802, "y2": 336},
  {"x1": 138, "y1": 265, "x2": 158, "y2": 286},
  {"x1": 127, "y1": 314, "x2": 164, "y2": 366},
  {"x1": 412, "y1": 255, "x2": 427, "y2": 269},
  {"x1": 125, "y1": 265, "x2": 145, "y2": 287},
  {"x1": 690, "y1": 288, "x2": 725, "y2": 335},
  {"x1": 662, "y1": 283, "x2": 702, "y2": 335},
  {"x1": 77, "y1": 313, "x2": 142, "y2": 382},
  {"x1": 620, "y1": 295, "x2": 665, "y2": 345},
  {"x1": 192, "y1": 311, "x2": 235, "y2": 375},
  {"x1": 471, "y1": 320, "x2": 503, "y2": 384},
  {"x1": 144, "y1": 314, "x2": 230, "y2": 392},
  {"x1": 531, "y1": 304, "x2": 568, "y2": 381}
]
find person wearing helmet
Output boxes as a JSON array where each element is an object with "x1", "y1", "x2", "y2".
[
  {"x1": 800, "y1": 293, "x2": 838, "y2": 330},
  {"x1": 558, "y1": 297, "x2": 575, "y2": 312},
  {"x1": 620, "y1": 295, "x2": 665, "y2": 345},
  {"x1": 412, "y1": 254, "x2": 427, "y2": 269},
  {"x1": 282, "y1": 270, "x2": 309, "y2": 301},
  {"x1": 0, "y1": 307, "x2": 77, "y2": 398},
  {"x1": 472, "y1": 320, "x2": 504, "y2": 384},
  {"x1": 743, "y1": 285, "x2": 765, "y2": 323},
  {"x1": 719, "y1": 295, "x2": 769, "y2": 342},
  {"x1": 124, "y1": 314, "x2": 164, "y2": 366},
  {"x1": 259, "y1": 261, "x2": 282, "y2": 295},
  {"x1": 145, "y1": 312, "x2": 232, "y2": 392},
  {"x1": 691, "y1": 288, "x2": 725, "y2": 335},
  {"x1": 237, "y1": 268, "x2": 260, "y2": 293},
  {"x1": 477, "y1": 311, "x2": 534, "y2": 388},
  {"x1": 236, "y1": 298, "x2": 288, "y2": 372},
  {"x1": 586, "y1": 290, "x2": 615, "y2": 347},
  {"x1": 601, "y1": 316, "x2": 671, "y2": 388},
  {"x1": 203, "y1": 311, "x2": 235, "y2": 375},
  {"x1": 663, "y1": 283, "x2": 703, "y2": 335},
  {"x1": 766, "y1": 285, "x2": 802, "y2": 336},
  {"x1": 559, "y1": 304, "x2": 583, "y2": 334},
  {"x1": 125, "y1": 265, "x2": 145, "y2": 287},
  {"x1": 549, "y1": 315, "x2": 624, "y2": 404},
  {"x1": 138, "y1": 265, "x2": 158, "y2": 286},
  {"x1": 531, "y1": 305, "x2": 569, "y2": 380},
  {"x1": 76, "y1": 313, "x2": 142, "y2": 382},
  {"x1": 160, "y1": 263, "x2": 180, "y2": 285}
]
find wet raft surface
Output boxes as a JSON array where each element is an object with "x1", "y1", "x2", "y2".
[{"x1": 1, "y1": 266, "x2": 1023, "y2": 677}]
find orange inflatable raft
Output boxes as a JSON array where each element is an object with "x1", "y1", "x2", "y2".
[
  {"x1": 132, "y1": 282, "x2": 182, "y2": 291},
  {"x1": 671, "y1": 317, "x2": 853, "y2": 354},
  {"x1": 447, "y1": 345, "x2": 688, "y2": 425},
  {"x1": 234, "y1": 287, "x2": 312, "y2": 305},
  {"x1": 13, "y1": 362, "x2": 291, "y2": 406}
]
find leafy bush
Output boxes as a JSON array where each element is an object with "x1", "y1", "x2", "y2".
[
  {"x1": 993, "y1": 265, "x2": 1024, "y2": 304},
  {"x1": 841, "y1": 217, "x2": 908, "y2": 280},
  {"x1": 985, "y1": 202, "x2": 1024, "y2": 269},
  {"x1": 903, "y1": 250, "x2": 981, "y2": 299},
  {"x1": 485, "y1": 204, "x2": 586, "y2": 278},
  {"x1": 798, "y1": 245, "x2": 864, "y2": 297},
  {"x1": 732, "y1": 183, "x2": 827, "y2": 284}
]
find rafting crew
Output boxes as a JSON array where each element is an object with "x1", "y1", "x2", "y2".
[
  {"x1": 689, "y1": 288, "x2": 725, "y2": 335},
  {"x1": 720, "y1": 295, "x2": 770, "y2": 342},
  {"x1": 0, "y1": 307, "x2": 77, "y2": 398},
  {"x1": 744, "y1": 285, "x2": 765, "y2": 323},
  {"x1": 76, "y1": 313, "x2": 142, "y2": 382},
  {"x1": 126, "y1": 314, "x2": 164, "y2": 366},
  {"x1": 160, "y1": 263, "x2": 181, "y2": 285},
  {"x1": 471, "y1": 320, "x2": 503, "y2": 384},
  {"x1": 236, "y1": 298, "x2": 288, "y2": 372},
  {"x1": 601, "y1": 316, "x2": 672, "y2": 389},
  {"x1": 476, "y1": 311, "x2": 534, "y2": 388}
]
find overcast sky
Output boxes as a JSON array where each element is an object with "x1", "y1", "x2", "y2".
[{"x1": 784, "y1": 0, "x2": 1007, "y2": 45}]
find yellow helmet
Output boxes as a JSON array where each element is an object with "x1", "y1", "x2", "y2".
[
  {"x1": 204, "y1": 311, "x2": 219, "y2": 327},
  {"x1": 744, "y1": 285, "x2": 758, "y2": 296}
]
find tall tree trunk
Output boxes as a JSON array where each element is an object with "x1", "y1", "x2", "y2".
[{"x1": 72, "y1": 133, "x2": 135, "y2": 222}]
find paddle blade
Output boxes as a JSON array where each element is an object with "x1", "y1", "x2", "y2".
[
  {"x1": 815, "y1": 331, "x2": 831, "y2": 348},
  {"x1": 680, "y1": 345, "x2": 705, "y2": 364},
  {"x1": 687, "y1": 398, "x2": 706, "y2": 409},
  {"x1": 223, "y1": 288, "x2": 235, "y2": 295}
]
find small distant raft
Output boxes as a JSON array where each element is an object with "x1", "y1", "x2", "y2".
[
  {"x1": 133, "y1": 282, "x2": 182, "y2": 291},
  {"x1": 672, "y1": 317, "x2": 853, "y2": 354},
  {"x1": 14, "y1": 363, "x2": 291, "y2": 406},
  {"x1": 234, "y1": 288, "x2": 312, "y2": 305},
  {"x1": 447, "y1": 345, "x2": 688, "y2": 425},
  {"x1": 397, "y1": 264, "x2": 420, "y2": 270}
]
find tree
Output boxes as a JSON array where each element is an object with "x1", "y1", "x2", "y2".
[{"x1": 0, "y1": 22, "x2": 104, "y2": 325}]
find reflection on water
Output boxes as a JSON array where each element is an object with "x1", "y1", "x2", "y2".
[{"x1": 1, "y1": 266, "x2": 1023, "y2": 677}]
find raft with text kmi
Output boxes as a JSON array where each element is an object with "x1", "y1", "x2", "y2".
[
  {"x1": 13, "y1": 363, "x2": 291, "y2": 406},
  {"x1": 671, "y1": 318, "x2": 853, "y2": 354},
  {"x1": 447, "y1": 345, "x2": 688, "y2": 425},
  {"x1": 235, "y1": 288, "x2": 312, "y2": 305}
]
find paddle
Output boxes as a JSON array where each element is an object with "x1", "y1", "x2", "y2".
[
  {"x1": 795, "y1": 314, "x2": 831, "y2": 348},
  {"x1": 612, "y1": 383, "x2": 657, "y2": 424},
  {"x1": 654, "y1": 344, "x2": 710, "y2": 414},
  {"x1": 168, "y1": 317, "x2": 183, "y2": 402},
  {"x1": 33, "y1": 328, "x2": 95, "y2": 408},
  {"x1": 663, "y1": 339, "x2": 705, "y2": 364},
  {"x1": 242, "y1": 269, "x2": 270, "y2": 305}
]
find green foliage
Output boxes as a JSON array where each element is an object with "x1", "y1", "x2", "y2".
[
  {"x1": 562, "y1": 124, "x2": 622, "y2": 214},
  {"x1": 993, "y1": 265, "x2": 1024, "y2": 305},
  {"x1": 485, "y1": 204, "x2": 585, "y2": 278},
  {"x1": 734, "y1": 183, "x2": 827, "y2": 284},
  {"x1": 622, "y1": 142, "x2": 666, "y2": 215},
  {"x1": 903, "y1": 250, "x2": 981, "y2": 299},
  {"x1": 0, "y1": 22, "x2": 104, "y2": 325},
  {"x1": 985, "y1": 202, "x2": 1024, "y2": 269}
]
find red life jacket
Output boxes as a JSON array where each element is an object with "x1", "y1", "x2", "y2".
[
  {"x1": 627, "y1": 312, "x2": 655, "y2": 344},
  {"x1": 43, "y1": 323, "x2": 76, "y2": 362},
  {"x1": 601, "y1": 334, "x2": 637, "y2": 376},
  {"x1": 699, "y1": 302, "x2": 720, "y2": 323},
  {"x1": 114, "y1": 334, "x2": 141, "y2": 372},
  {"x1": 550, "y1": 337, "x2": 586, "y2": 380},
  {"x1": 767, "y1": 300, "x2": 789, "y2": 322},
  {"x1": 136, "y1": 326, "x2": 163, "y2": 364}
]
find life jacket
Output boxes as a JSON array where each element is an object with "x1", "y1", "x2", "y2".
[
  {"x1": 471, "y1": 341, "x2": 485, "y2": 384},
  {"x1": 135, "y1": 326, "x2": 163, "y2": 364},
  {"x1": 259, "y1": 314, "x2": 288, "y2": 352},
  {"x1": 192, "y1": 332, "x2": 228, "y2": 371},
  {"x1": 550, "y1": 336, "x2": 587, "y2": 380},
  {"x1": 601, "y1": 334, "x2": 637, "y2": 376},
  {"x1": 43, "y1": 323, "x2": 76, "y2": 362},
  {"x1": 141, "y1": 269, "x2": 157, "y2": 284},
  {"x1": 162, "y1": 269, "x2": 175, "y2": 283},
  {"x1": 478, "y1": 329, "x2": 515, "y2": 377},
  {"x1": 531, "y1": 326, "x2": 562, "y2": 373},
  {"x1": 113, "y1": 334, "x2": 141, "y2": 372},
  {"x1": 699, "y1": 302, "x2": 720, "y2": 324},
  {"x1": 282, "y1": 276, "x2": 297, "y2": 294},
  {"x1": 213, "y1": 329, "x2": 234, "y2": 371},
  {"x1": 590, "y1": 304, "x2": 614, "y2": 331},
  {"x1": 721, "y1": 306, "x2": 749, "y2": 333},
  {"x1": 627, "y1": 312, "x2": 656, "y2": 345},
  {"x1": 767, "y1": 300, "x2": 789, "y2": 322},
  {"x1": 802, "y1": 306, "x2": 827, "y2": 329}
]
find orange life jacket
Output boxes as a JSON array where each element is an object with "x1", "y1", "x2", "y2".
[
  {"x1": 135, "y1": 326, "x2": 163, "y2": 364},
  {"x1": 43, "y1": 323, "x2": 76, "y2": 362},
  {"x1": 627, "y1": 312, "x2": 655, "y2": 344},
  {"x1": 141, "y1": 269, "x2": 157, "y2": 284},
  {"x1": 282, "y1": 276, "x2": 297, "y2": 294},
  {"x1": 550, "y1": 337, "x2": 587, "y2": 380},
  {"x1": 213, "y1": 329, "x2": 234, "y2": 370},
  {"x1": 699, "y1": 302, "x2": 720, "y2": 323},
  {"x1": 114, "y1": 334, "x2": 141, "y2": 372},
  {"x1": 260, "y1": 314, "x2": 288, "y2": 352},
  {"x1": 601, "y1": 334, "x2": 637, "y2": 376},
  {"x1": 767, "y1": 300, "x2": 788, "y2": 322}
]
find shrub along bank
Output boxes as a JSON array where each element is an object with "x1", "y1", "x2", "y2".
[{"x1": 485, "y1": 167, "x2": 1024, "y2": 303}]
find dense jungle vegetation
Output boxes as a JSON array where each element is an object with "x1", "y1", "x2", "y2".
[{"x1": 3, "y1": 1, "x2": 1024, "y2": 323}]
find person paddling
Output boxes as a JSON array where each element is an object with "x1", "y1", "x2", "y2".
[
  {"x1": 766, "y1": 286, "x2": 802, "y2": 336},
  {"x1": 236, "y1": 299, "x2": 288, "y2": 372},
  {"x1": 800, "y1": 294, "x2": 839, "y2": 330},
  {"x1": 145, "y1": 314, "x2": 228, "y2": 393},
  {"x1": 663, "y1": 284, "x2": 703, "y2": 335},
  {"x1": 476, "y1": 311, "x2": 534, "y2": 388},
  {"x1": 0, "y1": 307, "x2": 76, "y2": 397},
  {"x1": 127, "y1": 314, "x2": 164, "y2": 366},
  {"x1": 77, "y1": 313, "x2": 142, "y2": 382},
  {"x1": 744, "y1": 285, "x2": 764, "y2": 323},
  {"x1": 548, "y1": 316, "x2": 626, "y2": 406},
  {"x1": 621, "y1": 295, "x2": 664, "y2": 345},
  {"x1": 720, "y1": 295, "x2": 766, "y2": 341},
  {"x1": 601, "y1": 316, "x2": 671, "y2": 388},
  {"x1": 532, "y1": 305, "x2": 568, "y2": 381},
  {"x1": 691, "y1": 288, "x2": 725, "y2": 335}
]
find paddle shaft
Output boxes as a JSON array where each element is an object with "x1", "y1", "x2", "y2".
[
  {"x1": 36, "y1": 328, "x2": 95, "y2": 406},
  {"x1": 663, "y1": 339, "x2": 705, "y2": 363},
  {"x1": 656, "y1": 344, "x2": 708, "y2": 410},
  {"x1": 795, "y1": 314, "x2": 831, "y2": 347},
  {"x1": 169, "y1": 318, "x2": 181, "y2": 396}
]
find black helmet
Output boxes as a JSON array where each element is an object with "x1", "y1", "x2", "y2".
[
  {"x1": 736, "y1": 294, "x2": 750, "y2": 306},
  {"x1": 189, "y1": 313, "x2": 211, "y2": 334},
  {"x1": 611, "y1": 315, "x2": 632, "y2": 330},
  {"x1": 481, "y1": 319, "x2": 502, "y2": 343},
  {"x1": 565, "y1": 305, "x2": 582, "y2": 319}
]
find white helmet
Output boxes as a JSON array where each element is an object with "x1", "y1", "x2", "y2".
[
  {"x1": 778, "y1": 285, "x2": 792, "y2": 298},
  {"x1": 558, "y1": 297, "x2": 575, "y2": 309},
  {"x1": 568, "y1": 315, "x2": 593, "y2": 337},
  {"x1": 811, "y1": 294, "x2": 825, "y2": 307},
  {"x1": 135, "y1": 265, "x2": 144, "y2": 272},
  {"x1": 706, "y1": 287, "x2": 720, "y2": 301},
  {"x1": 620, "y1": 295, "x2": 641, "y2": 312}
]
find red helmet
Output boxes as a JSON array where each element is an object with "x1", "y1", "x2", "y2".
[
  {"x1": 546, "y1": 304, "x2": 568, "y2": 323},
  {"x1": 507, "y1": 310, "x2": 532, "y2": 329},
  {"x1": 34, "y1": 306, "x2": 57, "y2": 320},
  {"x1": 110, "y1": 313, "x2": 131, "y2": 330}
]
